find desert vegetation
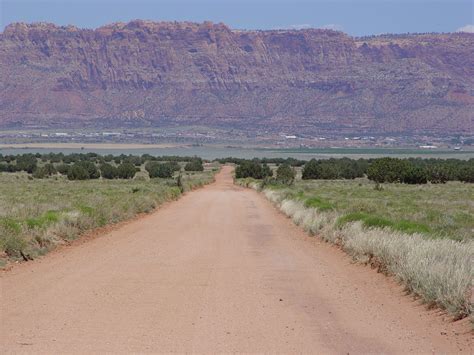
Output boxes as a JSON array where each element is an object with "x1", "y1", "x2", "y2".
[
  {"x1": 222, "y1": 156, "x2": 474, "y2": 183},
  {"x1": 234, "y1": 157, "x2": 473, "y2": 320},
  {"x1": 0, "y1": 153, "x2": 218, "y2": 266}
]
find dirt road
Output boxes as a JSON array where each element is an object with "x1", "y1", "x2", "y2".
[{"x1": 1, "y1": 166, "x2": 471, "y2": 353}]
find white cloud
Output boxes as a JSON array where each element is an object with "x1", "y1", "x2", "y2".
[{"x1": 456, "y1": 24, "x2": 474, "y2": 33}]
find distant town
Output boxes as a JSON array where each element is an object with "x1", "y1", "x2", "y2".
[{"x1": 0, "y1": 127, "x2": 472, "y2": 151}]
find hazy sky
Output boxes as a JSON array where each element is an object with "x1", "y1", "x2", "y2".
[{"x1": 1, "y1": 0, "x2": 472, "y2": 36}]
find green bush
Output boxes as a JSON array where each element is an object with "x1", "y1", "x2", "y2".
[
  {"x1": 235, "y1": 161, "x2": 272, "y2": 179},
  {"x1": 276, "y1": 164, "x2": 296, "y2": 185},
  {"x1": 56, "y1": 163, "x2": 70, "y2": 175},
  {"x1": 67, "y1": 161, "x2": 100, "y2": 180},
  {"x1": 116, "y1": 162, "x2": 137, "y2": 179},
  {"x1": 145, "y1": 162, "x2": 174, "y2": 178},
  {"x1": 15, "y1": 154, "x2": 37, "y2": 173},
  {"x1": 100, "y1": 163, "x2": 118, "y2": 179},
  {"x1": 67, "y1": 164, "x2": 89, "y2": 180},
  {"x1": 458, "y1": 164, "x2": 474, "y2": 183},
  {"x1": 367, "y1": 158, "x2": 427, "y2": 184},
  {"x1": 184, "y1": 158, "x2": 204, "y2": 172}
]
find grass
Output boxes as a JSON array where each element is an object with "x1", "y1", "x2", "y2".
[
  {"x1": 0, "y1": 168, "x2": 216, "y2": 265},
  {"x1": 272, "y1": 178, "x2": 474, "y2": 241},
  {"x1": 237, "y1": 177, "x2": 474, "y2": 320},
  {"x1": 303, "y1": 196, "x2": 335, "y2": 212},
  {"x1": 336, "y1": 212, "x2": 432, "y2": 235}
]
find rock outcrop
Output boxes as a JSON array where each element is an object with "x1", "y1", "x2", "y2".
[{"x1": 0, "y1": 20, "x2": 472, "y2": 134}]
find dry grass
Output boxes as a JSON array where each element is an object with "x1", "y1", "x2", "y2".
[
  {"x1": 239, "y1": 179, "x2": 474, "y2": 320},
  {"x1": 0, "y1": 169, "x2": 216, "y2": 266}
]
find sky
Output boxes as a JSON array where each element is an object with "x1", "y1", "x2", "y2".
[{"x1": 0, "y1": 0, "x2": 473, "y2": 36}]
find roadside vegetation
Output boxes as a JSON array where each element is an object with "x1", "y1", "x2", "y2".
[
  {"x1": 0, "y1": 153, "x2": 216, "y2": 267},
  {"x1": 222, "y1": 156, "x2": 474, "y2": 183},
  {"x1": 234, "y1": 157, "x2": 473, "y2": 320}
]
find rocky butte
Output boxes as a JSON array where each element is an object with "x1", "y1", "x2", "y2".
[{"x1": 0, "y1": 20, "x2": 473, "y2": 135}]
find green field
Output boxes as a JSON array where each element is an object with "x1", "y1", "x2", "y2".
[
  {"x1": 281, "y1": 178, "x2": 474, "y2": 241},
  {"x1": 0, "y1": 169, "x2": 215, "y2": 266}
]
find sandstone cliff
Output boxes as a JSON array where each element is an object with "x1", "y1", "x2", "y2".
[{"x1": 0, "y1": 20, "x2": 472, "y2": 134}]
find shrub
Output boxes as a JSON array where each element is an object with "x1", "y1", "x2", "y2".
[
  {"x1": 184, "y1": 158, "x2": 204, "y2": 172},
  {"x1": 276, "y1": 164, "x2": 296, "y2": 185},
  {"x1": 302, "y1": 158, "x2": 366, "y2": 180},
  {"x1": 86, "y1": 162, "x2": 100, "y2": 179},
  {"x1": 367, "y1": 158, "x2": 405, "y2": 183},
  {"x1": 56, "y1": 163, "x2": 70, "y2": 175},
  {"x1": 302, "y1": 159, "x2": 320, "y2": 179},
  {"x1": 458, "y1": 164, "x2": 474, "y2": 183},
  {"x1": 100, "y1": 163, "x2": 118, "y2": 179},
  {"x1": 116, "y1": 162, "x2": 137, "y2": 179},
  {"x1": 366, "y1": 158, "x2": 459, "y2": 185},
  {"x1": 67, "y1": 164, "x2": 90, "y2": 180},
  {"x1": 235, "y1": 161, "x2": 272, "y2": 179},
  {"x1": 15, "y1": 154, "x2": 38, "y2": 173},
  {"x1": 401, "y1": 165, "x2": 428, "y2": 184},
  {"x1": 145, "y1": 162, "x2": 174, "y2": 178},
  {"x1": 32, "y1": 167, "x2": 47, "y2": 179}
]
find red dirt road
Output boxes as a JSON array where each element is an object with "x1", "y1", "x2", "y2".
[{"x1": 1, "y1": 166, "x2": 472, "y2": 353}]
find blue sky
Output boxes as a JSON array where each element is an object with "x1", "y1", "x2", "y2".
[{"x1": 1, "y1": 0, "x2": 472, "y2": 36}]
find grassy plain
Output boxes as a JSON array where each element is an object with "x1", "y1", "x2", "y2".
[
  {"x1": 283, "y1": 178, "x2": 473, "y2": 241},
  {"x1": 0, "y1": 169, "x2": 216, "y2": 266}
]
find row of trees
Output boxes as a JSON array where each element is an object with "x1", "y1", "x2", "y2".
[
  {"x1": 302, "y1": 158, "x2": 368, "y2": 180},
  {"x1": 233, "y1": 157, "x2": 473, "y2": 185},
  {"x1": 0, "y1": 153, "x2": 204, "y2": 180},
  {"x1": 234, "y1": 160, "x2": 296, "y2": 185},
  {"x1": 0, "y1": 153, "x2": 206, "y2": 167},
  {"x1": 218, "y1": 157, "x2": 305, "y2": 167},
  {"x1": 366, "y1": 158, "x2": 474, "y2": 184}
]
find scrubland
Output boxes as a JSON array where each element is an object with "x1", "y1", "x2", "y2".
[
  {"x1": 0, "y1": 168, "x2": 216, "y2": 266},
  {"x1": 238, "y1": 177, "x2": 473, "y2": 320}
]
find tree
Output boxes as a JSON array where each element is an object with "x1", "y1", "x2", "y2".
[
  {"x1": 235, "y1": 161, "x2": 272, "y2": 179},
  {"x1": 145, "y1": 162, "x2": 174, "y2": 178},
  {"x1": 184, "y1": 158, "x2": 204, "y2": 172},
  {"x1": 302, "y1": 159, "x2": 321, "y2": 179},
  {"x1": 15, "y1": 154, "x2": 37, "y2": 173},
  {"x1": 401, "y1": 166, "x2": 427, "y2": 184},
  {"x1": 79, "y1": 161, "x2": 100, "y2": 179},
  {"x1": 426, "y1": 165, "x2": 449, "y2": 184},
  {"x1": 100, "y1": 163, "x2": 118, "y2": 179},
  {"x1": 32, "y1": 167, "x2": 47, "y2": 179},
  {"x1": 116, "y1": 162, "x2": 137, "y2": 179},
  {"x1": 367, "y1": 158, "x2": 408, "y2": 183},
  {"x1": 56, "y1": 164, "x2": 70, "y2": 175},
  {"x1": 276, "y1": 164, "x2": 296, "y2": 185},
  {"x1": 67, "y1": 164, "x2": 89, "y2": 180},
  {"x1": 167, "y1": 161, "x2": 182, "y2": 173},
  {"x1": 458, "y1": 164, "x2": 474, "y2": 183},
  {"x1": 43, "y1": 163, "x2": 57, "y2": 176}
]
